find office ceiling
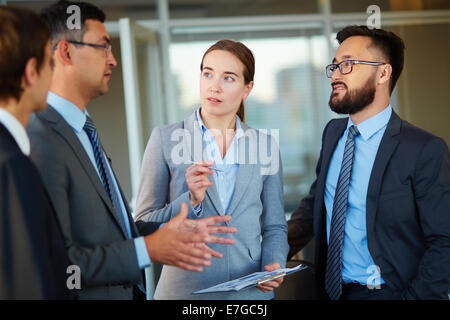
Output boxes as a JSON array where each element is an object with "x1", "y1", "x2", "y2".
[
  {"x1": 6, "y1": 0, "x2": 450, "y2": 20},
  {"x1": 5, "y1": 0, "x2": 321, "y2": 19}
]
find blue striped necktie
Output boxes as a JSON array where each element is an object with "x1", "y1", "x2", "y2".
[
  {"x1": 83, "y1": 116, "x2": 128, "y2": 236},
  {"x1": 325, "y1": 125, "x2": 360, "y2": 300}
]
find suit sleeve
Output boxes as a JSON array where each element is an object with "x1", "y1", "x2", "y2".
[
  {"x1": 287, "y1": 121, "x2": 331, "y2": 260},
  {"x1": 134, "y1": 126, "x2": 198, "y2": 223},
  {"x1": 135, "y1": 220, "x2": 162, "y2": 236},
  {"x1": 405, "y1": 137, "x2": 450, "y2": 299}
]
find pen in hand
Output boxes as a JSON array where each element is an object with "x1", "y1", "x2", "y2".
[
  {"x1": 187, "y1": 160, "x2": 224, "y2": 172},
  {"x1": 186, "y1": 160, "x2": 216, "y2": 208}
]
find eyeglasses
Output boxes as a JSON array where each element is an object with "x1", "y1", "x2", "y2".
[
  {"x1": 53, "y1": 40, "x2": 112, "y2": 57},
  {"x1": 326, "y1": 60, "x2": 386, "y2": 78}
]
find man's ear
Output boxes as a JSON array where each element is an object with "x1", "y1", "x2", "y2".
[
  {"x1": 378, "y1": 63, "x2": 392, "y2": 86},
  {"x1": 55, "y1": 40, "x2": 72, "y2": 65},
  {"x1": 22, "y1": 57, "x2": 38, "y2": 88}
]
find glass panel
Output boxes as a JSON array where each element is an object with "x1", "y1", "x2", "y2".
[
  {"x1": 170, "y1": 28, "x2": 333, "y2": 212},
  {"x1": 331, "y1": 0, "x2": 450, "y2": 13},
  {"x1": 169, "y1": 0, "x2": 319, "y2": 18},
  {"x1": 392, "y1": 23, "x2": 450, "y2": 145}
]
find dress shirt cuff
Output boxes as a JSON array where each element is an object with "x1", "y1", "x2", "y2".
[
  {"x1": 193, "y1": 202, "x2": 203, "y2": 216},
  {"x1": 172, "y1": 191, "x2": 203, "y2": 218},
  {"x1": 134, "y1": 236, "x2": 152, "y2": 269}
]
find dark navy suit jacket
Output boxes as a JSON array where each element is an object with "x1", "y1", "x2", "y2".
[
  {"x1": 0, "y1": 123, "x2": 71, "y2": 299},
  {"x1": 288, "y1": 111, "x2": 450, "y2": 299}
]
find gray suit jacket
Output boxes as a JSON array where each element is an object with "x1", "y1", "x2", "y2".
[
  {"x1": 27, "y1": 105, "x2": 159, "y2": 300},
  {"x1": 135, "y1": 111, "x2": 289, "y2": 300}
]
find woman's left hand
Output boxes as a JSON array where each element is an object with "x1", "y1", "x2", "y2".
[{"x1": 256, "y1": 262, "x2": 284, "y2": 293}]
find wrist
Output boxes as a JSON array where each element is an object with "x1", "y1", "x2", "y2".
[
  {"x1": 143, "y1": 233, "x2": 155, "y2": 261},
  {"x1": 189, "y1": 192, "x2": 200, "y2": 208}
]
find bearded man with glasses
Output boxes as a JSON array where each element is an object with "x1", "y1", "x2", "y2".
[{"x1": 288, "y1": 25, "x2": 450, "y2": 300}]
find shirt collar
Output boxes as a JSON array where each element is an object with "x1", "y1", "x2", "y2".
[
  {"x1": 195, "y1": 107, "x2": 243, "y2": 138},
  {"x1": 0, "y1": 108, "x2": 30, "y2": 156},
  {"x1": 347, "y1": 105, "x2": 392, "y2": 141},
  {"x1": 47, "y1": 91, "x2": 89, "y2": 133}
]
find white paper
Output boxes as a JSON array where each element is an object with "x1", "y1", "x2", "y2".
[{"x1": 193, "y1": 264, "x2": 307, "y2": 294}]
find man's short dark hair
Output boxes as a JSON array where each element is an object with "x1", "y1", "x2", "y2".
[
  {"x1": 336, "y1": 25, "x2": 405, "y2": 94},
  {"x1": 0, "y1": 6, "x2": 50, "y2": 101},
  {"x1": 41, "y1": 0, "x2": 105, "y2": 48}
]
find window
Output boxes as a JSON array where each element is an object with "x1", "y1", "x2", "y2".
[{"x1": 169, "y1": 0, "x2": 319, "y2": 18}]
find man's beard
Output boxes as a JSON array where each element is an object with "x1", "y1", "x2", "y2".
[{"x1": 328, "y1": 75, "x2": 376, "y2": 115}]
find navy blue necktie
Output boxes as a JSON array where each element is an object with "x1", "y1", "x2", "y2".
[
  {"x1": 83, "y1": 116, "x2": 128, "y2": 236},
  {"x1": 325, "y1": 125, "x2": 360, "y2": 300}
]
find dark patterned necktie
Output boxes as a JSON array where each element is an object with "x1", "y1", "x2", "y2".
[
  {"x1": 325, "y1": 125, "x2": 360, "y2": 300},
  {"x1": 83, "y1": 116, "x2": 128, "y2": 236}
]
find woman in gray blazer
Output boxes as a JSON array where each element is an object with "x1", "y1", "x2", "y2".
[{"x1": 135, "y1": 40, "x2": 289, "y2": 300}]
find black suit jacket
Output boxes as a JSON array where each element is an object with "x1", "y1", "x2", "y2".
[
  {"x1": 288, "y1": 111, "x2": 450, "y2": 299},
  {"x1": 0, "y1": 123, "x2": 71, "y2": 299},
  {"x1": 27, "y1": 106, "x2": 161, "y2": 300}
]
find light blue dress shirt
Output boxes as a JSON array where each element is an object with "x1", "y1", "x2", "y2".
[
  {"x1": 195, "y1": 108, "x2": 242, "y2": 213},
  {"x1": 47, "y1": 92, "x2": 151, "y2": 269},
  {"x1": 324, "y1": 105, "x2": 392, "y2": 285}
]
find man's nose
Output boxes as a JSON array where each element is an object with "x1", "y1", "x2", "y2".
[
  {"x1": 331, "y1": 67, "x2": 343, "y2": 82},
  {"x1": 108, "y1": 51, "x2": 118, "y2": 67}
]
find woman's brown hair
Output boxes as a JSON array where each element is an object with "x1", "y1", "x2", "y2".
[{"x1": 200, "y1": 39, "x2": 255, "y2": 122}]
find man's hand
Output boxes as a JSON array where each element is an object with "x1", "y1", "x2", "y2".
[
  {"x1": 144, "y1": 202, "x2": 236, "y2": 272},
  {"x1": 256, "y1": 262, "x2": 284, "y2": 293},
  {"x1": 179, "y1": 212, "x2": 237, "y2": 258}
]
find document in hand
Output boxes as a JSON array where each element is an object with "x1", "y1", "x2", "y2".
[{"x1": 192, "y1": 264, "x2": 307, "y2": 294}]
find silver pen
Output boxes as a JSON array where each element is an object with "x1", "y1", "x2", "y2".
[{"x1": 187, "y1": 160, "x2": 224, "y2": 172}]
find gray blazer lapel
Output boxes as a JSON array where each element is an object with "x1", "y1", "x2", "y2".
[
  {"x1": 184, "y1": 111, "x2": 226, "y2": 216},
  {"x1": 226, "y1": 164, "x2": 254, "y2": 216},
  {"x1": 39, "y1": 106, "x2": 128, "y2": 238},
  {"x1": 205, "y1": 174, "x2": 226, "y2": 216},
  {"x1": 366, "y1": 111, "x2": 401, "y2": 253},
  {"x1": 226, "y1": 121, "x2": 256, "y2": 215}
]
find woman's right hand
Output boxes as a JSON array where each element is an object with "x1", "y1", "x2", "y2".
[{"x1": 186, "y1": 160, "x2": 214, "y2": 208}]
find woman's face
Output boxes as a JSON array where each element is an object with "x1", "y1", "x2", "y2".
[{"x1": 200, "y1": 49, "x2": 253, "y2": 119}]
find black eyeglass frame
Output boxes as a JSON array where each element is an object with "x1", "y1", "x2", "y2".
[
  {"x1": 325, "y1": 60, "x2": 387, "y2": 78},
  {"x1": 53, "y1": 40, "x2": 111, "y2": 56}
]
